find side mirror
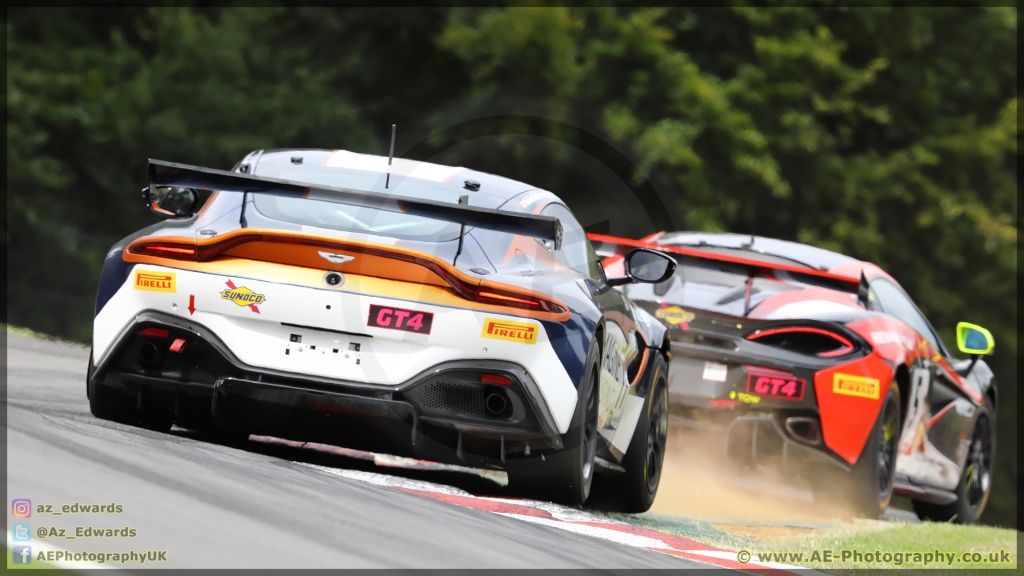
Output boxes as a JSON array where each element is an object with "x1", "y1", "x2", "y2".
[
  {"x1": 956, "y1": 322, "x2": 994, "y2": 379},
  {"x1": 607, "y1": 248, "x2": 676, "y2": 286},
  {"x1": 143, "y1": 186, "x2": 200, "y2": 218},
  {"x1": 956, "y1": 322, "x2": 994, "y2": 355}
]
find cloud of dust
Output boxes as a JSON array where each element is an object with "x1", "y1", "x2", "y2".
[{"x1": 651, "y1": 423, "x2": 865, "y2": 523}]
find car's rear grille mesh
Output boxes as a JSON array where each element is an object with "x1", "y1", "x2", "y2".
[
  {"x1": 405, "y1": 381, "x2": 486, "y2": 417},
  {"x1": 181, "y1": 343, "x2": 235, "y2": 378}
]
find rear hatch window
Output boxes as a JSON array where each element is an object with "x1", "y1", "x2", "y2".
[{"x1": 251, "y1": 168, "x2": 464, "y2": 242}]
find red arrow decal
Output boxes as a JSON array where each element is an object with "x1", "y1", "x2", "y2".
[
  {"x1": 188, "y1": 295, "x2": 196, "y2": 315},
  {"x1": 225, "y1": 279, "x2": 237, "y2": 289},
  {"x1": 249, "y1": 305, "x2": 260, "y2": 314}
]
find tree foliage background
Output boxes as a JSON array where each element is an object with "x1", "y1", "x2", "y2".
[{"x1": 6, "y1": 6, "x2": 1017, "y2": 527}]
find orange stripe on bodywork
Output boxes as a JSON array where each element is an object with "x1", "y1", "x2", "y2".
[
  {"x1": 629, "y1": 348, "x2": 649, "y2": 388},
  {"x1": 441, "y1": 168, "x2": 469, "y2": 183},
  {"x1": 223, "y1": 240, "x2": 451, "y2": 289},
  {"x1": 498, "y1": 233, "x2": 569, "y2": 273},
  {"x1": 124, "y1": 229, "x2": 570, "y2": 322}
]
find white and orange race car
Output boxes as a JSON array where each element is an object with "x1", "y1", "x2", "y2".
[{"x1": 88, "y1": 149, "x2": 678, "y2": 510}]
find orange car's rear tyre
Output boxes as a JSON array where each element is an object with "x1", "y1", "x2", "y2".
[
  {"x1": 912, "y1": 406, "x2": 994, "y2": 524},
  {"x1": 812, "y1": 382, "x2": 900, "y2": 519}
]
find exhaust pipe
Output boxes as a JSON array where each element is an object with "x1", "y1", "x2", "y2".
[
  {"x1": 785, "y1": 416, "x2": 822, "y2": 445},
  {"x1": 138, "y1": 342, "x2": 163, "y2": 368},
  {"x1": 485, "y1": 391, "x2": 508, "y2": 417}
]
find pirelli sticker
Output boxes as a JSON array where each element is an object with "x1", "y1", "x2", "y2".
[
  {"x1": 482, "y1": 318, "x2": 538, "y2": 345},
  {"x1": 833, "y1": 373, "x2": 880, "y2": 399},
  {"x1": 134, "y1": 270, "x2": 176, "y2": 292}
]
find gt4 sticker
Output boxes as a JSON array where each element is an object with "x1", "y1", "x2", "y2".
[
  {"x1": 482, "y1": 318, "x2": 538, "y2": 344},
  {"x1": 833, "y1": 373, "x2": 880, "y2": 399},
  {"x1": 747, "y1": 373, "x2": 805, "y2": 401},
  {"x1": 655, "y1": 306, "x2": 695, "y2": 326},
  {"x1": 221, "y1": 279, "x2": 265, "y2": 313},
  {"x1": 368, "y1": 304, "x2": 433, "y2": 335},
  {"x1": 134, "y1": 271, "x2": 176, "y2": 292}
]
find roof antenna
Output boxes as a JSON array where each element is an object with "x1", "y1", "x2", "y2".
[
  {"x1": 385, "y1": 124, "x2": 396, "y2": 189},
  {"x1": 742, "y1": 196, "x2": 756, "y2": 249},
  {"x1": 453, "y1": 194, "x2": 469, "y2": 266}
]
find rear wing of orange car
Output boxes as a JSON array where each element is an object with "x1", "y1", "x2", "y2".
[
  {"x1": 148, "y1": 159, "x2": 563, "y2": 248},
  {"x1": 587, "y1": 232, "x2": 863, "y2": 294}
]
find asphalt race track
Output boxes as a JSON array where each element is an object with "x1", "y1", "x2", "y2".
[{"x1": 5, "y1": 333, "x2": 728, "y2": 570}]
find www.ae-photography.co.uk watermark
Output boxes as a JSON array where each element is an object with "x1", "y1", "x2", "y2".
[{"x1": 736, "y1": 548, "x2": 1014, "y2": 567}]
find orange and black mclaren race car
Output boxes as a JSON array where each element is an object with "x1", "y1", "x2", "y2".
[
  {"x1": 590, "y1": 231, "x2": 998, "y2": 523},
  {"x1": 88, "y1": 149, "x2": 679, "y2": 511}
]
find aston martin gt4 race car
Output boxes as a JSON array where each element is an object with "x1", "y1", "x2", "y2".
[
  {"x1": 88, "y1": 149, "x2": 678, "y2": 510},
  {"x1": 590, "y1": 231, "x2": 998, "y2": 523}
]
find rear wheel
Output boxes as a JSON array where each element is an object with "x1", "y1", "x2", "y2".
[
  {"x1": 505, "y1": 335, "x2": 600, "y2": 506},
  {"x1": 88, "y1": 352, "x2": 173, "y2": 432},
  {"x1": 88, "y1": 377, "x2": 138, "y2": 425},
  {"x1": 591, "y1": 353, "x2": 669, "y2": 513},
  {"x1": 912, "y1": 406, "x2": 994, "y2": 524},
  {"x1": 812, "y1": 382, "x2": 900, "y2": 518}
]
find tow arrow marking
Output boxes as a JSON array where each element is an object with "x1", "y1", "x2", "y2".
[{"x1": 188, "y1": 295, "x2": 196, "y2": 315}]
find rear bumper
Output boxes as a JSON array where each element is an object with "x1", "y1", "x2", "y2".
[
  {"x1": 94, "y1": 311, "x2": 564, "y2": 461},
  {"x1": 93, "y1": 263, "x2": 580, "y2": 433},
  {"x1": 665, "y1": 348, "x2": 851, "y2": 470}
]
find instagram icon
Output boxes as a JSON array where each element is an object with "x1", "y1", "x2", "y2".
[{"x1": 12, "y1": 499, "x2": 31, "y2": 518}]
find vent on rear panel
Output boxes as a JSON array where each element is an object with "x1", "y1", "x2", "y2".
[
  {"x1": 746, "y1": 326, "x2": 855, "y2": 358},
  {"x1": 405, "y1": 381, "x2": 487, "y2": 417}
]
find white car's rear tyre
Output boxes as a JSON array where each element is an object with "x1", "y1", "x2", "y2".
[
  {"x1": 591, "y1": 352, "x2": 668, "y2": 513},
  {"x1": 505, "y1": 335, "x2": 600, "y2": 506},
  {"x1": 88, "y1": 352, "x2": 173, "y2": 432}
]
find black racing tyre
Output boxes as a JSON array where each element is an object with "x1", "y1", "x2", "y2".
[
  {"x1": 88, "y1": 352, "x2": 173, "y2": 432},
  {"x1": 86, "y1": 348, "x2": 94, "y2": 399},
  {"x1": 912, "y1": 405, "x2": 994, "y2": 524},
  {"x1": 138, "y1": 406, "x2": 174, "y2": 432},
  {"x1": 505, "y1": 334, "x2": 601, "y2": 506},
  {"x1": 88, "y1": 374, "x2": 139, "y2": 426},
  {"x1": 811, "y1": 382, "x2": 901, "y2": 518},
  {"x1": 591, "y1": 352, "x2": 669, "y2": 513}
]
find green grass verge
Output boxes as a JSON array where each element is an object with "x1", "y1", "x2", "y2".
[
  {"x1": 5, "y1": 323, "x2": 52, "y2": 340},
  {"x1": 609, "y1": 513, "x2": 1017, "y2": 571},
  {"x1": 752, "y1": 520, "x2": 1018, "y2": 571}
]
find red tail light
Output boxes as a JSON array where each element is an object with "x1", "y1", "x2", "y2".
[
  {"x1": 131, "y1": 242, "x2": 197, "y2": 260},
  {"x1": 140, "y1": 327, "x2": 170, "y2": 338},
  {"x1": 746, "y1": 326, "x2": 855, "y2": 358},
  {"x1": 473, "y1": 289, "x2": 564, "y2": 314},
  {"x1": 481, "y1": 373, "x2": 513, "y2": 386}
]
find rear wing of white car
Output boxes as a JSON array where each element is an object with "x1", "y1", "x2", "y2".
[{"x1": 148, "y1": 159, "x2": 562, "y2": 249}]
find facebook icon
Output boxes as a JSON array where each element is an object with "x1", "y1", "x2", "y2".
[{"x1": 12, "y1": 545, "x2": 32, "y2": 565}]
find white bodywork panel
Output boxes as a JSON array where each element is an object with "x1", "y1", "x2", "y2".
[{"x1": 93, "y1": 265, "x2": 578, "y2": 433}]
